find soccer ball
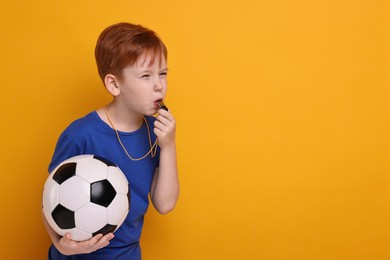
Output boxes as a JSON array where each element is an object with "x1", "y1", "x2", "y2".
[{"x1": 42, "y1": 154, "x2": 130, "y2": 241}]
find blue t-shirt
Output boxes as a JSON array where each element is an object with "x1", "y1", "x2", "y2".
[{"x1": 47, "y1": 111, "x2": 159, "y2": 260}]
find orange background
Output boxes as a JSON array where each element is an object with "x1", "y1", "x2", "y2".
[{"x1": 0, "y1": 0, "x2": 389, "y2": 259}]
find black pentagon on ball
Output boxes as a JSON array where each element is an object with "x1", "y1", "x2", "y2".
[
  {"x1": 127, "y1": 190, "x2": 131, "y2": 209},
  {"x1": 52, "y1": 204, "x2": 75, "y2": 229},
  {"x1": 91, "y1": 180, "x2": 117, "y2": 207},
  {"x1": 93, "y1": 155, "x2": 116, "y2": 167},
  {"x1": 93, "y1": 224, "x2": 117, "y2": 237},
  {"x1": 52, "y1": 163, "x2": 77, "y2": 184}
]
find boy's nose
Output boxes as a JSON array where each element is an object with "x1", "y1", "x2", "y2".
[{"x1": 153, "y1": 78, "x2": 163, "y2": 92}]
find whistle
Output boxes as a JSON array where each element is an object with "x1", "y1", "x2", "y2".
[{"x1": 158, "y1": 100, "x2": 168, "y2": 111}]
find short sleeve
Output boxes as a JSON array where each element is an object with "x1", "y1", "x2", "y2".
[{"x1": 48, "y1": 132, "x2": 84, "y2": 173}]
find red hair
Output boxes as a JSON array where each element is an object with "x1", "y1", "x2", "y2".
[{"x1": 95, "y1": 22, "x2": 167, "y2": 82}]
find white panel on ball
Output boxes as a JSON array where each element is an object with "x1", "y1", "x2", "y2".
[
  {"x1": 107, "y1": 167, "x2": 129, "y2": 194},
  {"x1": 42, "y1": 178, "x2": 60, "y2": 212},
  {"x1": 107, "y1": 194, "x2": 129, "y2": 224},
  {"x1": 76, "y1": 158, "x2": 108, "y2": 183},
  {"x1": 59, "y1": 176, "x2": 90, "y2": 211},
  {"x1": 60, "y1": 154, "x2": 93, "y2": 167},
  {"x1": 75, "y1": 203, "x2": 108, "y2": 233},
  {"x1": 63, "y1": 228, "x2": 93, "y2": 241}
]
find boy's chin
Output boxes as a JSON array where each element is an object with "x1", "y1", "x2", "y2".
[{"x1": 144, "y1": 110, "x2": 158, "y2": 117}]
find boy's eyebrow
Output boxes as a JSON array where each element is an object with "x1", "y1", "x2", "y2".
[{"x1": 137, "y1": 67, "x2": 169, "y2": 73}]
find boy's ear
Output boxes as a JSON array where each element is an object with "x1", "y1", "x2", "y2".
[{"x1": 104, "y1": 74, "x2": 120, "y2": 96}]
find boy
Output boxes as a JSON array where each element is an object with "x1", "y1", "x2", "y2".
[{"x1": 42, "y1": 22, "x2": 179, "y2": 259}]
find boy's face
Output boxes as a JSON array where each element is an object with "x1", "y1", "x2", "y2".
[{"x1": 116, "y1": 54, "x2": 168, "y2": 116}]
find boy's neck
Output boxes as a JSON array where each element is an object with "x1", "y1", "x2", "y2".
[{"x1": 99, "y1": 102, "x2": 144, "y2": 133}]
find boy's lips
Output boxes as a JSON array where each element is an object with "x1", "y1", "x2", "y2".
[{"x1": 154, "y1": 99, "x2": 162, "y2": 107}]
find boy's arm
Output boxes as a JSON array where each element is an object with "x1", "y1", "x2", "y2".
[
  {"x1": 151, "y1": 109, "x2": 180, "y2": 214},
  {"x1": 41, "y1": 209, "x2": 114, "y2": 255}
]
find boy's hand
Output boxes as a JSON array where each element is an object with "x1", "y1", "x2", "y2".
[
  {"x1": 154, "y1": 109, "x2": 176, "y2": 149},
  {"x1": 56, "y1": 232, "x2": 114, "y2": 255}
]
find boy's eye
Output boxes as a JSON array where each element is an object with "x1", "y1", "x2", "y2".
[
  {"x1": 141, "y1": 74, "x2": 150, "y2": 78},
  {"x1": 159, "y1": 72, "x2": 167, "y2": 77}
]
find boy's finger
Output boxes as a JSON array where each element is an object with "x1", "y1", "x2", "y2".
[
  {"x1": 62, "y1": 233, "x2": 72, "y2": 242},
  {"x1": 88, "y1": 233, "x2": 104, "y2": 246},
  {"x1": 157, "y1": 108, "x2": 171, "y2": 117},
  {"x1": 90, "y1": 233, "x2": 114, "y2": 251},
  {"x1": 59, "y1": 233, "x2": 72, "y2": 247},
  {"x1": 99, "y1": 233, "x2": 115, "y2": 244}
]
